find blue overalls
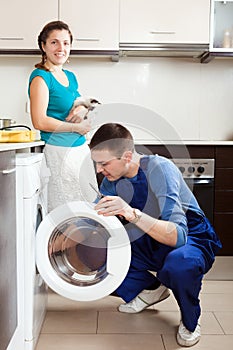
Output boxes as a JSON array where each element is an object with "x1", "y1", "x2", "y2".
[{"x1": 100, "y1": 156, "x2": 222, "y2": 332}]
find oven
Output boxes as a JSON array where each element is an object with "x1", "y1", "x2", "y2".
[{"x1": 172, "y1": 159, "x2": 215, "y2": 224}]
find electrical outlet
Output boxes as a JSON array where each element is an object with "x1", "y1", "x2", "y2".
[{"x1": 26, "y1": 101, "x2": 30, "y2": 113}]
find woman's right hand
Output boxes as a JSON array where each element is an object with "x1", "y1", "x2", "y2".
[{"x1": 73, "y1": 118, "x2": 92, "y2": 135}]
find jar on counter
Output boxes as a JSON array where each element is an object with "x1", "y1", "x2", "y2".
[{"x1": 223, "y1": 29, "x2": 232, "y2": 48}]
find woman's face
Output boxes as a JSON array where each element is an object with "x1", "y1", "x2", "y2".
[{"x1": 42, "y1": 29, "x2": 71, "y2": 67}]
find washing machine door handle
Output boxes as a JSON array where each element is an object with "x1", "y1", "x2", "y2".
[{"x1": 107, "y1": 236, "x2": 130, "y2": 275}]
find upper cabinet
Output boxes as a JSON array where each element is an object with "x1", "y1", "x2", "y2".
[
  {"x1": 59, "y1": 0, "x2": 119, "y2": 51},
  {"x1": 120, "y1": 0, "x2": 210, "y2": 45},
  {"x1": 0, "y1": 0, "x2": 58, "y2": 49},
  {"x1": 210, "y1": 0, "x2": 233, "y2": 51},
  {"x1": 0, "y1": 0, "x2": 119, "y2": 52}
]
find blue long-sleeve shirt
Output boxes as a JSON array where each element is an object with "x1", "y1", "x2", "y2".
[{"x1": 99, "y1": 155, "x2": 205, "y2": 248}]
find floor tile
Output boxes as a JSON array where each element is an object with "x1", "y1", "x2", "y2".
[
  {"x1": 37, "y1": 281, "x2": 233, "y2": 350},
  {"x1": 36, "y1": 334, "x2": 165, "y2": 350},
  {"x1": 202, "y1": 280, "x2": 233, "y2": 294},
  {"x1": 97, "y1": 310, "x2": 223, "y2": 335},
  {"x1": 41, "y1": 310, "x2": 97, "y2": 334},
  {"x1": 98, "y1": 310, "x2": 179, "y2": 334},
  {"x1": 47, "y1": 289, "x2": 121, "y2": 312},
  {"x1": 200, "y1": 292, "x2": 233, "y2": 312},
  {"x1": 214, "y1": 311, "x2": 233, "y2": 334},
  {"x1": 163, "y1": 334, "x2": 233, "y2": 350},
  {"x1": 200, "y1": 312, "x2": 224, "y2": 334}
]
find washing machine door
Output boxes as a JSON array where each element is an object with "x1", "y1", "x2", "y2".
[{"x1": 36, "y1": 201, "x2": 131, "y2": 301}]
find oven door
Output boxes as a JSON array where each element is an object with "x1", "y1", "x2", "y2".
[
  {"x1": 36, "y1": 201, "x2": 131, "y2": 302},
  {"x1": 185, "y1": 178, "x2": 214, "y2": 224}
]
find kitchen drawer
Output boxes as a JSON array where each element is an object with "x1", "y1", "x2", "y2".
[
  {"x1": 215, "y1": 168, "x2": 233, "y2": 190},
  {"x1": 214, "y1": 213, "x2": 233, "y2": 255},
  {"x1": 214, "y1": 190, "x2": 233, "y2": 212},
  {"x1": 215, "y1": 146, "x2": 233, "y2": 167}
]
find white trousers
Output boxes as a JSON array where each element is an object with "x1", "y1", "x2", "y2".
[{"x1": 42, "y1": 143, "x2": 98, "y2": 212}]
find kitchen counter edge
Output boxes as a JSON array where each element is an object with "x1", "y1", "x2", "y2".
[
  {"x1": 1, "y1": 140, "x2": 233, "y2": 152},
  {"x1": 134, "y1": 140, "x2": 233, "y2": 145},
  {"x1": 0, "y1": 140, "x2": 45, "y2": 152}
]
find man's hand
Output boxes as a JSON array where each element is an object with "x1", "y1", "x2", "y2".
[{"x1": 94, "y1": 195, "x2": 135, "y2": 221}]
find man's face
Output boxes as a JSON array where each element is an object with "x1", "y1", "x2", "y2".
[{"x1": 91, "y1": 149, "x2": 129, "y2": 181}]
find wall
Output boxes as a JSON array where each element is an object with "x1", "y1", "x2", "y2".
[{"x1": 0, "y1": 55, "x2": 233, "y2": 141}]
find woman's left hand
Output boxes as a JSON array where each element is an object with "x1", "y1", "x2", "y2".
[{"x1": 66, "y1": 105, "x2": 88, "y2": 123}]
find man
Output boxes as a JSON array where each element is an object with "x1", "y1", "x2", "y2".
[{"x1": 89, "y1": 123, "x2": 221, "y2": 347}]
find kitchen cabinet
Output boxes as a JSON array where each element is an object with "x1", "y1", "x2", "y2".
[
  {"x1": 0, "y1": 0, "x2": 58, "y2": 49},
  {"x1": 120, "y1": 0, "x2": 210, "y2": 45},
  {"x1": 210, "y1": 0, "x2": 233, "y2": 51},
  {"x1": 0, "y1": 151, "x2": 17, "y2": 350},
  {"x1": 59, "y1": 0, "x2": 119, "y2": 51},
  {"x1": 214, "y1": 146, "x2": 233, "y2": 255},
  {"x1": 134, "y1": 145, "x2": 233, "y2": 256}
]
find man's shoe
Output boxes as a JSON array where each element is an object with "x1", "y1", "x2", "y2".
[
  {"x1": 176, "y1": 321, "x2": 201, "y2": 347},
  {"x1": 118, "y1": 284, "x2": 170, "y2": 314}
]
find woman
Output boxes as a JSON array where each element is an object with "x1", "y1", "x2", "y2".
[{"x1": 29, "y1": 20, "x2": 97, "y2": 211}]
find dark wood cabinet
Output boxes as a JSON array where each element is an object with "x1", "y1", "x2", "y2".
[{"x1": 214, "y1": 146, "x2": 233, "y2": 256}]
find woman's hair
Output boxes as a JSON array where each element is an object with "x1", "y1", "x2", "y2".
[
  {"x1": 35, "y1": 20, "x2": 73, "y2": 71},
  {"x1": 89, "y1": 123, "x2": 135, "y2": 157}
]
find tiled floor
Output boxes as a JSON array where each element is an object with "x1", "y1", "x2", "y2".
[{"x1": 35, "y1": 280, "x2": 233, "y2": 350}]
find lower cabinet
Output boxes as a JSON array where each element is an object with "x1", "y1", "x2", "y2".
[
  {"x1": 0, "y1": 151, "x2": 17, "y2": 350},
  {"x1": 214, "y1": 146, "x2": 233, "y2": 256}
]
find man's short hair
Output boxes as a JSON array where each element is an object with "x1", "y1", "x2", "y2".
[{"x1": 89, "y1": 123, "x2": 135, "y2": 157}]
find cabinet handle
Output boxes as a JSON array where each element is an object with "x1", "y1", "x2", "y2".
[
  {"x1": 0, "y1": 37, "x2": 24, "y2": 41},
  {"x1": 1, "y1": 167, "x2": 16, "y2": 175},
  {"x1": 74, "y1": 38, "x2": 100, "y2": 42},
  {"x1": 150, "y1": 31, "x2": 176, "y2": 35}
]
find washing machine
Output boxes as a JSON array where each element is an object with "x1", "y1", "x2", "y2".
[
  {"x1": 36, "y1": 200, "x2": 131, "y2": 302},
  {"x1": 11, "y1": 153, "x2": 49, "y2": 350},
  {"x1": 12, "y1": 152, "x2": 131, "y2": 349}
]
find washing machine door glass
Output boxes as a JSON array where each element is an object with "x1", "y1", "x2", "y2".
[
  {"x1": 49, "y1": 217, "x2": 110, "y2": 286},
  {"x1": 36, "y1": 201, "x2": 131, "y2": 301}
]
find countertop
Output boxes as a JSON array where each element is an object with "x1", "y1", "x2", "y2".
[
  {"x1": 0, "y1": 140, "x2": 233, "y2": 152},
  {"x1": 0, "y1": 140, "x2": 45, "y2": 152}
]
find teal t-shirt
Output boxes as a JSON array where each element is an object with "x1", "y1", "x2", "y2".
[{"x1": 28, "y1": 68, "x2": 86, "y2": 147}]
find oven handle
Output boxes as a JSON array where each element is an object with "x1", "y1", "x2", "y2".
[{"x1": 185, "y1": 178, "x2": 214, "y2": 186}]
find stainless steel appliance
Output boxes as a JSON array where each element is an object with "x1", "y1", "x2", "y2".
[{"x1": 172, "y1": 158, "x2": 215, "y2": 224}]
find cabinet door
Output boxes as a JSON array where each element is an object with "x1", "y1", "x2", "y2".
[
  {"x1": 59, "y1": 0, "x2": 119, "y2": 50},
  {"x1": 120, "y1": 0, "x2": 210, "y2": 44},
  {"x1": 210, "y1": 0, "x2": 233, "y2": 51},
  {"x1": 214, "y1": 146, "x2": 233, "y2": 256},
  {"x1": 0, "y1": 0, "x2": 58, "y2": 49},
  {"x1": 0, "y1": 151, "x2": 17, "y2": 350}
]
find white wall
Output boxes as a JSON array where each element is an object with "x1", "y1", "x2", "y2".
[{"x1": 0, "y1": 55, "x2": 233, "y2": 141}]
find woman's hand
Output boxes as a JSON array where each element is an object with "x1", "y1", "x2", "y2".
[
  {"x1": 94, "y1": 195, "x2": 134, "y2": 221},
  {"x1": 66, "y1": 105, "x2": 88, "y2": 123},
  {"x1": 73, "y1": 118, "x2": 92, "y2": 135}
]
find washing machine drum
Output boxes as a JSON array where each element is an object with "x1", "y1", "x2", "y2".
[{"x1": 36, "y1": 201, "x2": 131, "y2": 301}]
